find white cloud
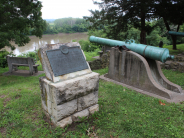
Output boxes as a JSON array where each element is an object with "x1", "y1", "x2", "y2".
[{"x1": 40, "y1": 0, "x2": 100, "y2": 19}]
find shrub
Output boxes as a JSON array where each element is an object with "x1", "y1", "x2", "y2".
[
  {"x1": 17, "y1": 50, "x2": 39, "y2": 61},
  {"x1": 79, "y1": 39, "x2": 99, "y2": 52},
  {"x1": 0, "y1": 50, "x2": 9, "y2": 68}
]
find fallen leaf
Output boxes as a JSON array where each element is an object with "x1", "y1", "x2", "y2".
[
  {"x1": 123, "y1": 89, "x2": 125, "y2": 91},
  {"x1": 159, "y1": 101, "x2": 166, "y2": 105},
  {"x1": 110, "y1": 135, "x2": 113, "y2": 138}
]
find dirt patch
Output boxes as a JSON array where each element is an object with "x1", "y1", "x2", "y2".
[
  {"x1": 15, "y1": 94, "x2": 22, "y2": 99},
  {"x1": 3, "y1": 97, "x2": 11, "y2": 106},
  {"x1": 0, "y1": 127, "x2": 6, "y2": 136},
  {"x1": 0, "y1": 95, "x2": 6, "y2": 98}
]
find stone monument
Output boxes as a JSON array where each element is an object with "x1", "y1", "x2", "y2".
[{"x1": 38, "y1": 42, "x2": 99, "y2": 128}]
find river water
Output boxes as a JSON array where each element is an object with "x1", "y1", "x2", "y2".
[{"x1": 4, "y1": 33, "x2": 88, "y2": 56}]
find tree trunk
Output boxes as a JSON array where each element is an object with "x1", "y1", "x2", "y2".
[
  {"x1": 171, "y1": 35, "x2": 177, "y2": 50},
  {"x1": 140, "y1": 11, "x2": 146, "y2": 44},
  {"x1": 163, "y1": 17, "x2": 178, "y2": 50}
]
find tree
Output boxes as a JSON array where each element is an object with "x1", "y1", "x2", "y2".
[
  {"x1": 0, "y1": 0, "x2": 46, "y2": 50},
  {"x1": 84, "y1": 0, "x2": 156, "y2": 44},
  {"x1": 154, "y1": 0, "x2": 184, "y2": 50}
]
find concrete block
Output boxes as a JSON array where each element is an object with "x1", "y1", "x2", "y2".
[
  {"x1": 78, "y1": 91, "x2": 98, "y2": 111},
  {"x1": 72, "y1": 109, "x2": 89, "y2": 122},
  {"x1": 57, "y1": 99, "x2": 77, "y2": 121},
  {"x1": 40, "y1": 72, "x2": 99, "y2": 105},
  {"x1": 57, "y1": 116, "x2": 73, "y2": 128}
]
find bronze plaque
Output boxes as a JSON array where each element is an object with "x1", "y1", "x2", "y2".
[{"x1": 46, "y1": 45, "x2": 89, "y2": 77}]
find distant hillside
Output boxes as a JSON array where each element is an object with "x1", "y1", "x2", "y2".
[{"x1": 44, "y1": 19, "x2": 56, "y2": 23}]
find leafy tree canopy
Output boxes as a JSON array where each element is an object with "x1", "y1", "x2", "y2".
[
  {"x1": 154, "y1": 0, "x2": 184, "y2": 49},
  {"x1": 84, "y1": 0, "x2": 184, "y2": 47},
  {"x1": 0, "y1": 0, "x2": 46, "y2": 50},
  {"x1": 84, "y1": 0, "x2": 156, "y2": 44}
]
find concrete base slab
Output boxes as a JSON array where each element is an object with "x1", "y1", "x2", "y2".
[
  {"x1": 92, "y1": 56, "x2": 100, "y2": 59},
  {"x1": 100, "y1": 74, "x2": 184, "y2": 103},
  {"x1": 3, "y1": 70, "x2": 44, "y2": 77}
]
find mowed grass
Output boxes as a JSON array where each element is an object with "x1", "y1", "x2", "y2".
[
  {"x1": 1, "y1": 65, "x2": 184, "y2": 137},
  {"x1": 163, "y1": 43, "x2": 184, "y2": 55}
]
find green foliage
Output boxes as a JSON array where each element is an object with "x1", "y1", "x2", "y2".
[
  {"x1": 0, "y1": 0, "x2": 47, "y2": 50},
  {"x1": 79, "y1": 39, "x2": 100, "y2": 52},
  {"x1": 43, "y1": 23, "x2": 58, "y2": 34},
  {"x1": 85, "y1": 0, "x2": 184, "y2": 48},
  {"x1": 0, "y1": 50, "x2": 9, "y2": 58},
  {"x1": 84, "y1": 0, "x2": 156, "y2": 42},
  {"x1": 53, "y1": 18, "x2": 89, "y2": 33},
  {"x1": 0, "y1": 50, "x2": 9, "y2": 68},
  {"x1": 118, "y1": 27, "x2": 141, "y2": 43},
  {"x1": 43, "y1": 18, "x2": 90, "y2": 34},
  {"x1": 17, "y1": 50, "x2": 39, "y2": 62},
  {"x1": 88, "y1": 29, "x2": 106, "y2": 38},
  {"x1": 83, "y1": 48, "x2": 100, "y2": 61},
  {"x1": 146, "y1": 28, "x2": 170, "y2": 46}
]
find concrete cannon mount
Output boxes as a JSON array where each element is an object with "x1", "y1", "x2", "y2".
[{"x1": 100, "y1": 48, "x2": 184, "y2": 103}]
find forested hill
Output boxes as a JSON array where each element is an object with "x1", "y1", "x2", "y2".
[{"x1": 43, "y1": 18, "x2": 90, "y2": 34}]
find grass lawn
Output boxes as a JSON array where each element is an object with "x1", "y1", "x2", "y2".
[
  {"x1": 84, "y1": 48, "x2": 100, "y2": 62},
  {"x1": 1, "y1": 64, "x2": 184, "y2": 137},
  {"x1": 163, "y1": 43, "x2": 184, "y2": 55}
]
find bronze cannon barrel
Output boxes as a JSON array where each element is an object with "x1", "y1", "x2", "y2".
[{"x1": 89, "y1": 36, "x2": 174, "y2": 63}]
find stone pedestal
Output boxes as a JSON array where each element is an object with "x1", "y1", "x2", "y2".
[
  {"x1": 38, "y1": 42, "x2": 100, "y2": 128},
  {"x1": 39, "y1": 72, "x2": 99, "y2": 128}
]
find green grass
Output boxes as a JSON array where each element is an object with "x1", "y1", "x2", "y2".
[
  {"x1": 163, "y1": 43, "x2": 184, "y2": 55},
  {"x1": 1, "y1": 65, "x2": 184, "y2": 137},
  {"x1": 84, "y1": 48, "x2": 100, "y2": 61}
]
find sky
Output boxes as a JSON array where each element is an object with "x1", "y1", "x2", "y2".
[{"x1": 40, "y1": 0, "x2": 100, "y2": 19}]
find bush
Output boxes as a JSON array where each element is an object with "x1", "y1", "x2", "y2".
[
  {"x1": 0, "y1": 50, "x2": 9, "y2": 68},
  {"x1": 17, "y1": 50, "x2": 39, "y2": 61},
  {"x1": 84, "y1": 48, "x2": 100, "y2": 61},
  {"x1": 79, "y1": 40, "x2": 99, "y2": 52},
  {"x1": 0, "y1": 50, "x2": 9, "y2": 58}
]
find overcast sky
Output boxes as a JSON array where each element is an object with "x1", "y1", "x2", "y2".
[{"x1": 40, "y1": 0, "x2": 100, "y2": 19}]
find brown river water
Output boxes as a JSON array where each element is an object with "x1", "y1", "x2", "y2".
[{"x1": 4, "y1": 33, "x2": 88, "y2": 56}]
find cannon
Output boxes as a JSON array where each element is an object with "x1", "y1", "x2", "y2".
[
  {"x1": 168, "y1": 31, "x2": 184, "y2": 36},
  {"x1": 90, "y1": 36, "x2": 174, "y2": 63},
  {"x1": 89, "y1": 36, "x2": 184, "y2": 103}
]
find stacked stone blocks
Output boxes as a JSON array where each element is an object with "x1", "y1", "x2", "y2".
[{"x1": 39, "y1": 62, "x2": 99, "y2": 127}]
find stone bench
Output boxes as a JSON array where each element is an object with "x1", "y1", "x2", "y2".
[{"x1": 7, "y1": 56, "x2": 39, "y2": 75}]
